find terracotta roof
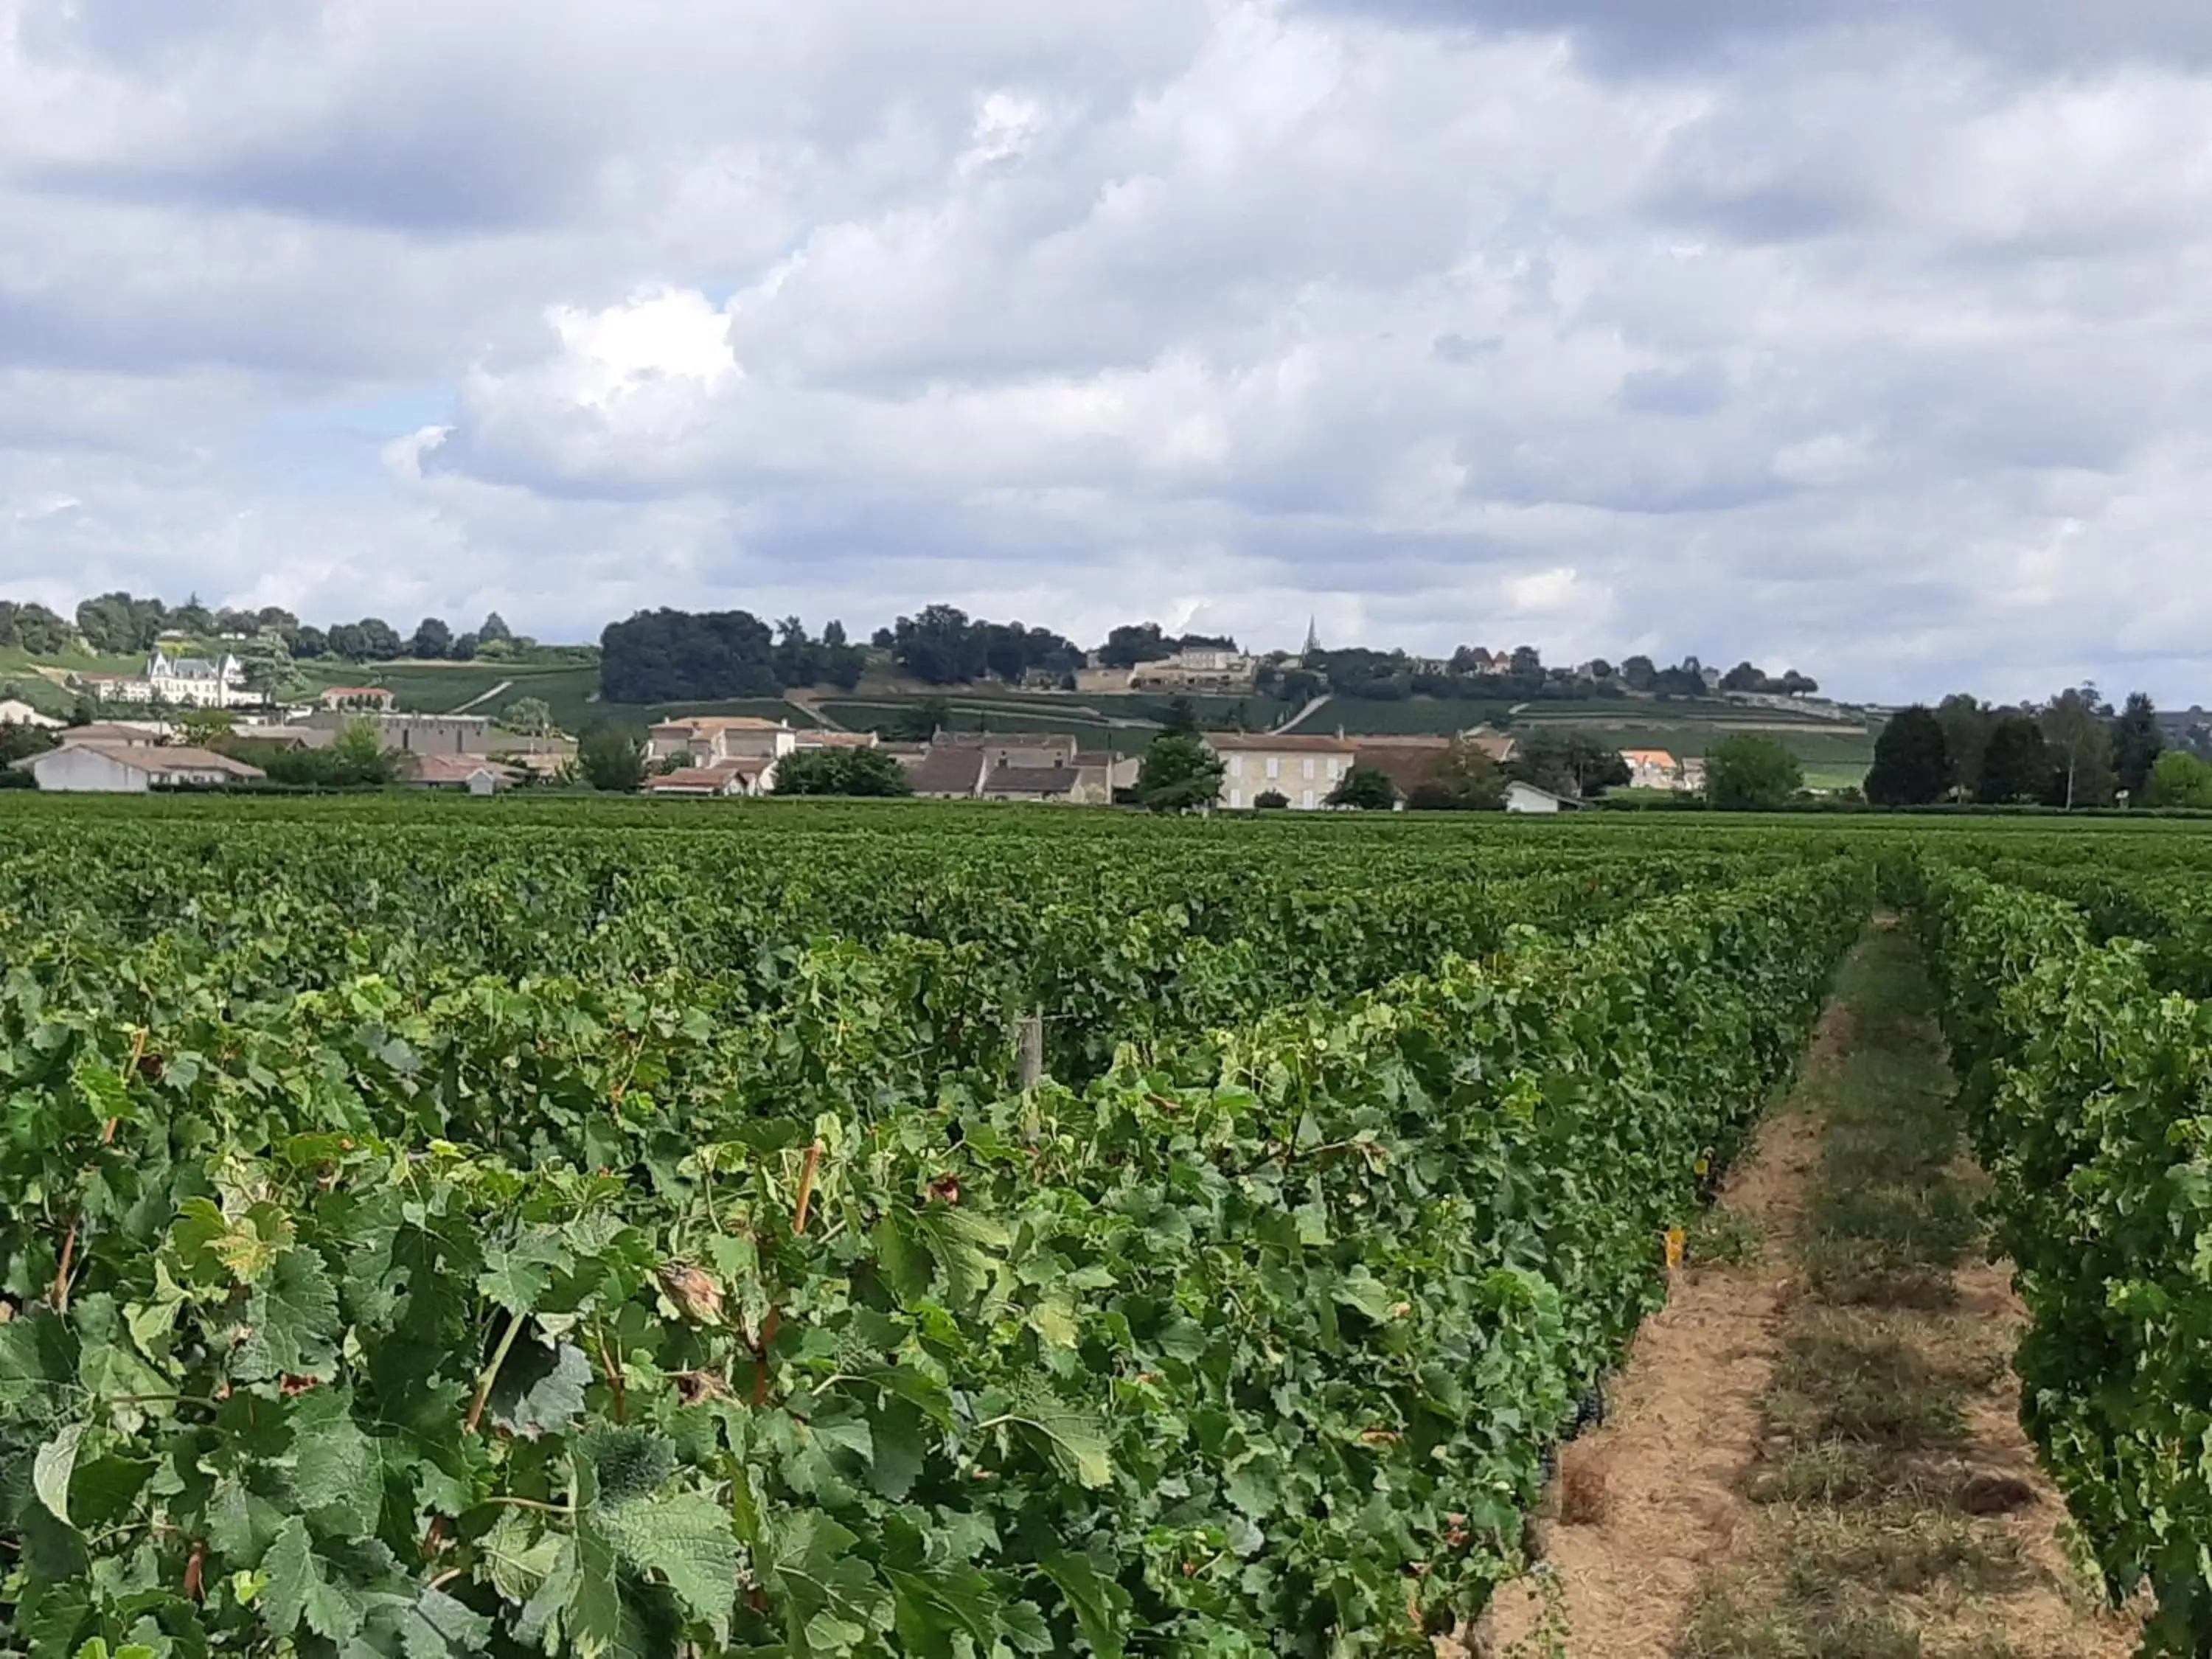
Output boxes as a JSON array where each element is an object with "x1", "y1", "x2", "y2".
[
  {"x1": 1206, "y1": 733, "x2": 1359, "y2": 753},
  {"x1": 1621, "y1": 749, "x2": 1677, "y2": 768},
  {"x1": 321, "y1": 686, "x2": 392, "y2": 698},
  {"x1": 408, "y1": 754, "x2": 522, "y2": 785}
]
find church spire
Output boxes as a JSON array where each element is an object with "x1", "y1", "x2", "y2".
[{"x1": 1303, "y1": 614, "x2": 1321, "y2": 658}]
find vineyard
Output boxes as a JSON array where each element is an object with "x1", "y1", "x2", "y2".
[{"x1": 0, "y1": 799, "x2": 2208, "y2": 1656}]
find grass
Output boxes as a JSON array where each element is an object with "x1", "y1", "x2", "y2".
[{"x1": 1679, "y1": 923, "x2": 2076, "y2": 1659}]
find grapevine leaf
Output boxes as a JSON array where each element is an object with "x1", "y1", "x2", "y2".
[
  {"x1": 490, "y1": 1340, "x2": 591, "y2": 1440},
  {"x1": 0, "y1": 1312, "x2": 77, "y2": 1422},
  {"x1": 886, "y1": 1564, "x2": 997, "y2": 1659},
  {"x1": 866, "y1": 1394, "x2": 927, "y2": 1501},
  {"x1": 261, "y1": 1514, "x2": 364, "y2": 1644},
  {"x1": 476, "y1": 1234, "x2": 571, "y2": 1316},
  {"x1": 287, "y1": 1388, "x2": 385, "y2": 1537},
  {"x1": 33, "y1": 1422, "x2": 85, "y2": 1526},
  {"x1": 514, "y1": 1537, "x2": 580, "y2": 1649},
  {"x1": 394, "y1": 1586, "x2": 493, "y2": 1658},
  {"x1": 1040, "y1": 1549, "x2": 1130, "y2": 1659},
  {"x1": 480, "y1": 1509, "x2": 563, "y2": 1602},
  {"x1": 596, "y1": 1491, "x2": 739, "y2": 1636},
  {"x1": 234, "y1": 1247, "x2": 341, "y2": 1383},
  {"x1": 1003, "y1": 1399, "x2": 1113, "y2": 1489}
]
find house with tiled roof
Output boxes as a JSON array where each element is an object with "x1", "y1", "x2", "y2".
[{"x1": 1205, "y1": 731, "x2": 1359, "y2": 810}]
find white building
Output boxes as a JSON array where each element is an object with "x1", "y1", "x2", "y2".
[
  {"x1": 92, "y1": 650, "x2": 253, "y2": 709},
  {"x1": 15, "y1": 743, "x2": 265, "y2": 793},
  {"x1": 1505, "y1": 781, "x2": 1581, "y2": 815},
  {"x1": 1206, "y1": 734, "x2": 1359, "y2": 810},
  {"x1": 0, "y1": 698, "x2": 63, "y2": 729}
]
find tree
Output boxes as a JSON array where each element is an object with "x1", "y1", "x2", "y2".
[
  {"x1": 175, "y1": 707, "x2": 237, "y2": 748},
  {"x1": 578, "y1": 723, "x2": 647, "y2": 792},
  {"x1": 1719, "y1": 661, "x2": 1764, "y2": 692},
  {"x1": 1254, "y1": 789, "x2": 1290, "y2": 809},
  {"x1": 479, "y1": 611, "x2": 513, "y2": 644},
  {"x1": 1935, "y1": 695, "x2": 1991, "y2": 799},
  {"x1": 1508, "y1": 644, "x2": 1543, "y2": 678},
  {"x1": 1099, "y1": 623, "x2": 1176, "y2": 669},
  {"x1": 2147, "y1": 750, "x2": 2212, "y2": 809},
  {"x1": 2039, "y1": 687, "x2": 2113, "y2": 808},
  {"x1": 1978, "y1": 716, "x2": 2055, "y2": 804},
  {"x1": 1135, "y1": 733, "x2": 1225, "y2": 812},
  {"x1": 772, "y1": 748, "x2": 913, "y2": 797},
  {"x1": 1620, "y1": 655, "x2": 1658, "y2": 693},
  {"x1": 237, "y1": 630, "x2": 298, "y2": 702},
  {"x1": 1510, "y1": 732, "x2": 1630, "y2": 799},
  {"x1": 1864, "y1": 706, "x2": 1950, "y2": 807},
  {"x1": 292, "y1": 625, "x2": 328, "y2": 660},
  {"x1": 1405, "y1": 740, "x2": 1508, "y2": 812},
  {"x1": 0, "y1": 718, "x2": 56, "y2": 765},
  {"x1": 502, "y1": 696, "x2": 553, "y2": 736},
  {"x1": 1705, "y1": 734, "x2": 1803, "y2": 810},
  {"x1": 819, "y1": 620, "x2": 866, "y2": 692},
  {"x1": 410, "y1": 616, "x2": 453, "y2": 659},
  {"x1": 450, "y1": 631, "x2": 479, "y2": 662},
  {"x1": 2111, "y1": 692, "x2": 2164, "y2": 801},
  {"x1": 356, "y1": 619, "x2": 405, "y2": 661},
  {"x1": 1326, "y1": 765, "x2": 1397, "y2": 810},
  {"x1": 600, "y1": 608, "x2": 781, "y2": 702},
  {"x1": 75, "y1": 591, "x2": 166, "y2": 654},
  {"x1": 1161, "y1": 695, "x2": 1200, "y2": 734}
]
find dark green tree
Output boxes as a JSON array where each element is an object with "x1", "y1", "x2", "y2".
[
  {"x1": 409, "y1": 617, "x2": 453, "y2": 659},
  {"x1": 479, "y1": 611, "x2": 513, "y2": 644},
  {"x1": 1509, "y1": 732, "x2": 1630, "y2": 799},
  {"x1": 1135, "y1": 733, "x2": 1225, "y2": 812},
  {"x1": 1977, "y1": 716, "x2": 2055, "y2": 804},
  {"x1": 1705, "y1": 734, "x2": 1803, "y2": 810},
  {"x1": 1406, "y1": 740, "x2": 1508, "y2": 811},
  {"x1": 1864, "y1": 706, "x2": 1950, "y2": 807},
  {"x1": 2040, "y1": 686, "x2": 2114, "y2": 808},
  {"x1": 2111, "y1": 692, "x2": 2164, "y2": 802},
  {"x1": 578, "y1": 723, "x2": 648, "y2": 792},
  {"x1": 1326, "y1": 765, "x2": 1397, "y2": 810},
  {"x1": 773, "y1": 748, "x2": 913, "y2": 797}
]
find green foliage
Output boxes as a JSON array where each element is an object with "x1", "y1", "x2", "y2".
[
  {"x1": 1135, "y1": 733, "x2": 1225, "y2": 812},
  {"x1": 578, "y1": 723, "x2": 648, "y2": 792},
  {"x1": 1975, "y1": 716, "x2": 2053, "y2": 804},
  {"x1": 2111, "y1": 692, "x2": 2164, "y2": 801},
  {"x1": 772, "y1": 747, "x2": 913, "y2": 797},
  {"x1": 1864, "y1": 706, "x2": 1949, "y2": 807},
  {"x1": 1911, "y1": 862, "x2": 2212, "y2": 1652},
  {"x1": 2146, "y1": 749, "x2": 2212, "y2": 809},
  {"x1": 1705, "y1": 735, "x2": 1804, "y2": 810},
  {"x1": 501, "y1": 695, "x2": 554, "y2": 736},
  {"x1": 1407, "y1": 740, "x2": 1507, "y2": 812},
  {"x1": 1326, "y1": 765, "x2": 1397, "y2": 810},
  {"x1": 0, "y1": 804, "x2": 1877, "y2": 1657},
  {"x1": 1509, "y1": 731, "x2": 1630, "y2": 799}
]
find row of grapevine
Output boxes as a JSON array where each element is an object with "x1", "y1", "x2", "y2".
[
  {"x1": 0, "y1": 852, "x2": 1871, "y2": 1657},
  {"x1": 1910, "y1": 861, "x2": 2212, "y2": 1654}
]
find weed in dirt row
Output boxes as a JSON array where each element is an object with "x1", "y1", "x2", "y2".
[
  {"x1": 1680, "y1": 929, "x2": 2058, "y2": 1659},
  {"x1": 1687, "y1": 1206, "x2": 1767, "y2": 1268}
]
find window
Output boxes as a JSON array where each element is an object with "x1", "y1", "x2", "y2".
[
  {"x1": 1230, "y1": 787, "x2": 1244, "y2": 808},
  {"x1": 1265, "y1": 757, "x2": 1280, "y2": 779},
  {"x1": 1301, "y1": 789, "x2": 1316, "y2": 809},
  {"x1": 1228, "y1": 754, "x2": 1243, "y2": 778},
  {"x1": 1302, "y1": 757, "x2": 1315, "y2": 781},
  {"x1": 1326, "y1": 759, "x2": 1341, "y2": 780}
]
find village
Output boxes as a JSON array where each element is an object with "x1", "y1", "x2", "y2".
[{"x1": 0, "y1": 640, "x2": 1717, "y2": 809}]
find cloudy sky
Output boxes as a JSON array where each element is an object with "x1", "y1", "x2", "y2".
[{"x1": 3, "y1": 0, "x2": 2209, "y2": 701}]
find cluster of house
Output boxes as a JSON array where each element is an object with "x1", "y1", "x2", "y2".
[
  {"x1": 640, "y1": 717, "x2": 1138, "y2": 804},
  {"x1": 7, "y1": 687, "x2": 574, "y2": 794},
  {"x1": 1621, "y1": 748, "x2": 1708, "y2": 793}
]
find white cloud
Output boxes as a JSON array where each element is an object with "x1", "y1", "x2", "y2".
[{"x1": 0, "y1": 0, "x2": 2210, "y2": 697}]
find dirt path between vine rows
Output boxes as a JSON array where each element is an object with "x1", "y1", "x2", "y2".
[
  {"x1": 1478, "y1": 928, "x2": 2139, "y2": 1659},
  {"x1": 1476, "y1": 1028, "x2": 1832, "y2": 1658}
]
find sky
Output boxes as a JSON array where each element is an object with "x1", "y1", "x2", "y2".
[{"x1": 2, "y1": 0, "x2": 2209, "y2": 703}]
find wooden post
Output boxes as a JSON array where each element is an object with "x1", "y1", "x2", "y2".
[{"x1": 1018, "y1": 1012, "x2": 1045, "y2": 1091}]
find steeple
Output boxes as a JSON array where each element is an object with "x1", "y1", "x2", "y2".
[{"x1": 1303, "y1": 615, "x2": 1321, "y2": 658}]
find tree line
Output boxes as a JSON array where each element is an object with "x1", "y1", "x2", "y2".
[{"x1": 1865, "y1": 689, "x2": 2205, "y2": 808}]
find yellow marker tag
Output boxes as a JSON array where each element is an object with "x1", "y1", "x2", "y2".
[
  {"x1": 1664, "y1": 1227, "x2": 1686, "y2": 1271},
  {"x1": 1694, "y1": 1155, "x2": 1711, "y2": 1178}
]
